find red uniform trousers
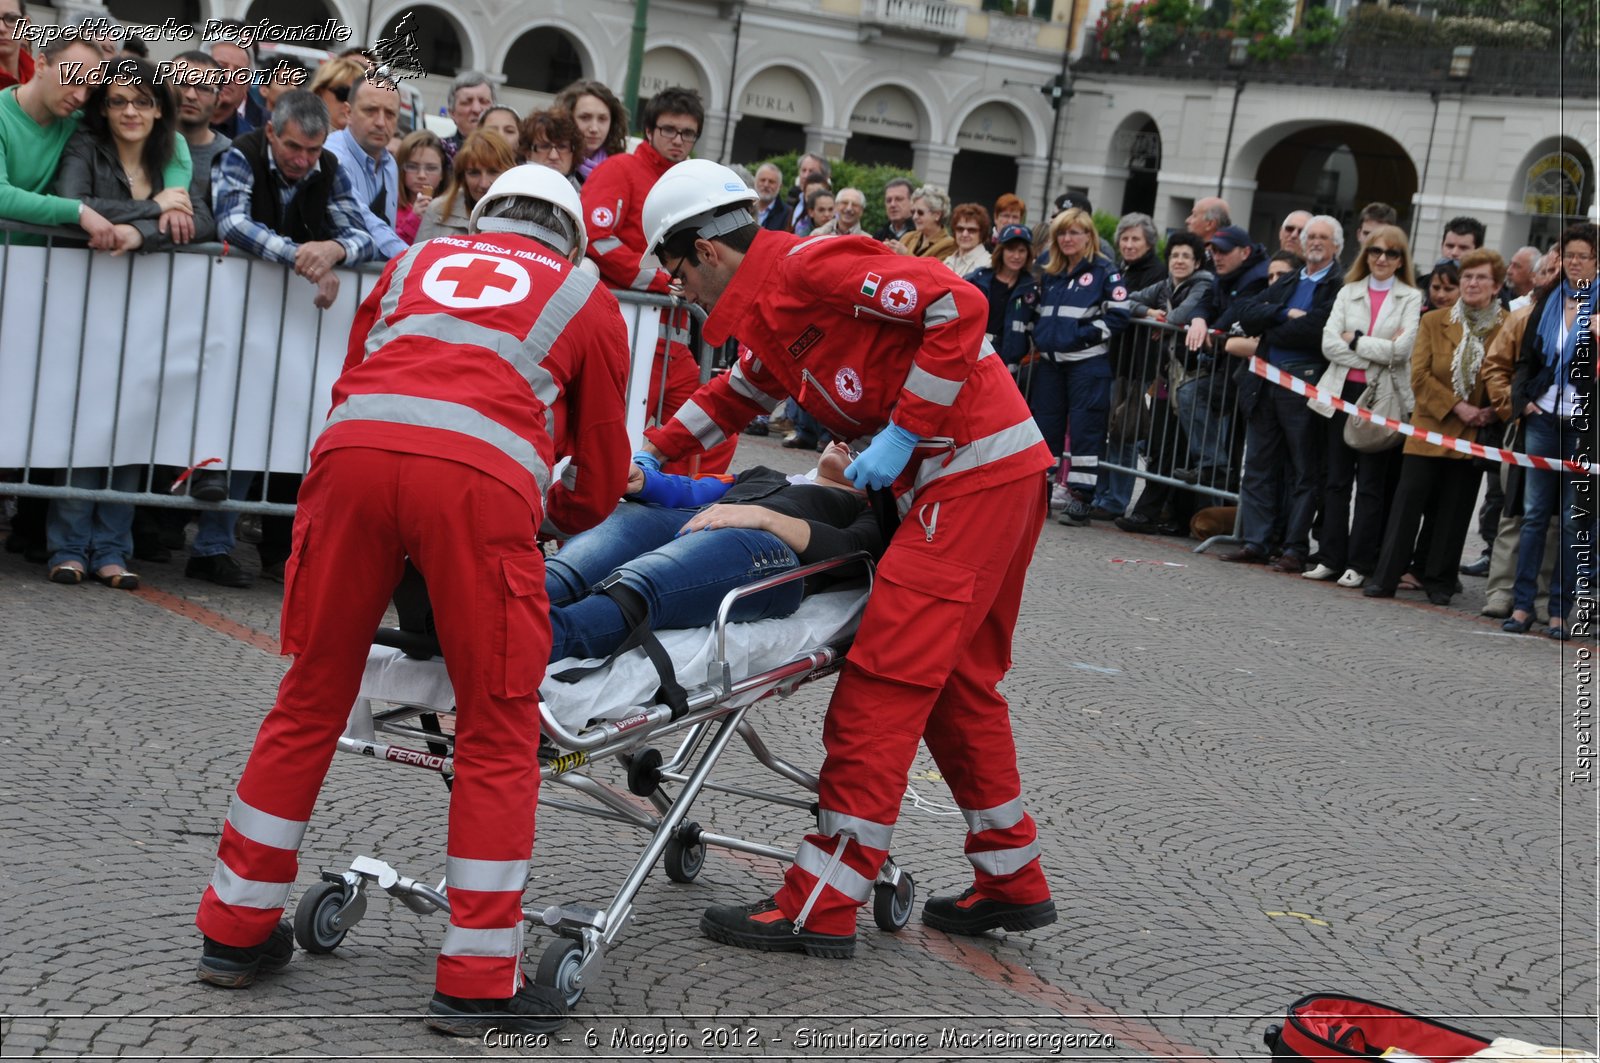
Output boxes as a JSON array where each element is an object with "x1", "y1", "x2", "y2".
[
  {"x1": 650, "y1": 308, "x2": 735, "y2": 477},
  {"x1": 196, "y1": 448, "x2": 550, "y2": 999},
  {"x1": 772, "y1": 473, "x2": 1051, "y2": 935}
]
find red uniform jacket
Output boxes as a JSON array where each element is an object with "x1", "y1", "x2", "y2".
[
  {"x1": 581, "y1": 141, "x2": 675, "y2": 293},
  {"x1": 316, "y1": 231, "x2": 632, "y2": 536},
  {"x1": 646, "y1": 231, "x2": 1053, "y2": 510}
]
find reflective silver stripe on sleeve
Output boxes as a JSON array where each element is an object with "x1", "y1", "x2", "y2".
[
  {"x1": 522, "y1": 267, "x2": 599, "y2": 405},
  {"x1": 922, "y1": 291, "x2": 959, "y2": 329},
  {"x1": 209, "y1": 860, "x2": 292, "y2": 910},
  {"x1": 978, "y1": 336, "x2": 997, "y2": 358},
  {"x1": 1010, "y1": 319, "x2": 1027, "y2": 332},
  {"x1": 227, "y1": 794, "x2": 307, "y2": 852},
  {"x1": 674, "y1": 398, "x2": 727, "y2": 449},
  {"x1": 592, "y1": 237, "x2": 624, "y2": 255},
  {"x1": 1037, "y1": 304, "x2": 1055, "y2": 317},
  {"x1": 1092, "y1": 319, "x2": 1112, "y2": 338},
  {"x1": 960, "y1": 796, "x2": 1025, "y2": 836},
  {"x1": 786, "y1": 234, "x2": 833, "y2": 256},
  {"x1": 896, "y1": 417, "x2": 1046, "y2": 517},
  {"x1": 440, "y1": 922, "x2": 524, "y2": 959},
  {"x1": 903, "y1": 363, "x2": 963, "y2": 407},
  {"x1": 726, "y1": 361, "x2": 784, "y2": 412},
  {"x1": 666, "y1": 326, "x2": 692, "y2": 346},
  {"x1": 632, "y1": 267, "x2": 658, "y2": 289},
  {"x1": 361, "y1": 244, "x2": 426, "y2": 360},
  {"x1": 324, "y1": 393, "x2": 551, "y2": 497},
  {"x1": 817, "y1": 809, "x2": 896, "y2": 851},
  {"x1": 445, "y1": 857, "x2": 529, "y2": 893},
  {"x1": 1054, "y1": 304, "x2": 1093, "y2": 319},
  {"x1": 794, "y1": 839, "x2": 873, "y2": 901},
  {"x1": 968, "y1": 841, "x2": 1042, "y2": 877},
  {"x1": 560, "y1": 461, "x2": 579, "y2": 489}
]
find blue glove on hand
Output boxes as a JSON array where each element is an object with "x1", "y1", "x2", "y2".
[
  {"x1": 632, "y1": 450, "x2": 661, "y2": 474},
  {"x1": 844, "y1": 423, "x2": 920, "y2": 491}
]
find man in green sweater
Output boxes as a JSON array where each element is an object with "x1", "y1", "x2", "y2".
[{"x1": 0, "y1": 34, "x2": 121, "y2": 247}]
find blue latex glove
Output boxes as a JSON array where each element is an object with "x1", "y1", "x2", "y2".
[
  {"x1": 632, "y1": 450, "x2": 661, "y2": 474},
  {"x1": 844, "y1": 423, "x2": 920, "y2": 491},
  {"x1": 631, "y1": 466, "x2": 733, "y2": 508}
]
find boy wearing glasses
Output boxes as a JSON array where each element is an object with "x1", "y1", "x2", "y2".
[{"x1": 581, "y1": 86, "x2": 738, "y2": 475}]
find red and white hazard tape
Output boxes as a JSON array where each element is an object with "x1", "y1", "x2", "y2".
[{"x1": 1249, "y1": 357, "x2": 1593, "y2": 475}]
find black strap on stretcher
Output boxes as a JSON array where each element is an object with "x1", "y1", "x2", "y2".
[{"x1": 550, "y1": 575, "x2": 691, "y2": 720}]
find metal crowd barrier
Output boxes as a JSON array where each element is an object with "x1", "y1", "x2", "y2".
[
  {"x1": 0, "y1": 222, "x2": 713, "y2": 523},
  {"x1": 1016, "y1": 316, "x2": 1248, "y2": 553}
]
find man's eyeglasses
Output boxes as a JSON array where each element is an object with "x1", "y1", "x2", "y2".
[
  {"x1": 0, "y1": 12, "x2": 22, "y2": 24},
  {"x1": 403, "y1": 161, "x2": 442, "y2": 174},
  {"x1": 1282, "y1": 224, "x2": 1303, "y2": 234},
  {"x1": 177, "y1": 78, "x2": 220, "y2": 97},
  {"x1": 1366, "y1": 247, "x2": 1403, "y2": 261},
  {"x1": 1564, "y1": 251, "x2": 1596, "y2": 263},
  {"x1": 663, "y1": 256, "x2": 689, "y2": 286},
  {"x1": 652, "y1": 124, "x2": 698, "y2": 143}
]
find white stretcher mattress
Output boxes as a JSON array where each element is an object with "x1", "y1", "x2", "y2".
[{"x1": 357, "y1": 588, "x2": 868, "y2": 736}]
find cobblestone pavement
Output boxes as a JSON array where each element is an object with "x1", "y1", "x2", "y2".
[{"x1": 2, "y1": 435, "x2": 1594, "y2": 1061}]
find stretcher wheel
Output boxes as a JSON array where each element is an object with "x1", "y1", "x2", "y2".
[
  {"x1": 663, "y1": 824, "x2": 706, "y2": 883},
  {"x1": 294, "y1": 881, "x2": 351, "y2": 954},
  {"x1": 873, "y1": 872, "x2": 915, "y2": 932},
  {"x1": 535, "y1": 939, "x2": 585, "y2": 1007}
]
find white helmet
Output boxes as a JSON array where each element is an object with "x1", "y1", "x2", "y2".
[
  {"x1": 641, "y1": 159, "x2": 759, "y2": 258},
  {"x1": 468, "y1": 164, "x2": 588, "y2": 261}
]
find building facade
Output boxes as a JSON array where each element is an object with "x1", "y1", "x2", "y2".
[{"x1": 94, "y1": 0, "x2": 1598, "y2": 251}]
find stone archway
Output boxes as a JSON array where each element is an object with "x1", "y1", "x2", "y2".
[
  {"x1": 502, "y1": 26, "x2": 587, "y2": 93},
  {"x1": 949, "y1": 101, "x2": 1032, "y2": 209},
  {"x1": 1107, "y1": 111, "x2": 1161, "y2": 217},
  {"x1": 378, "y1": 6, "x2": 465, "y2": 76},
  {"x1": 730, "y1": 64, "x2": 822, "y2": 165},
  {"x1": 1242, "y1": 122, "x2": 1419, "y2": 248},
  {"x1": 1510, "y1": 136, "x2": 1595, "y2": 249}
]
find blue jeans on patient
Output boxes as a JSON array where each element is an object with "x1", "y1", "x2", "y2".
[{"x1": 544, "y1": 501, "x2": 804, "y2": 662}]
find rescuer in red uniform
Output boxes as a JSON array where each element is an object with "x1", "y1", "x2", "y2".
[
  {"x1": 581, "y1": 86, "x2": 737, "y2": 475},
  {"x1": 639, "y1": 161, "x2": 1059, "y2": 957},
  {"x1": 193, "y1": 165, "x2": 632, "y2": 1036}
]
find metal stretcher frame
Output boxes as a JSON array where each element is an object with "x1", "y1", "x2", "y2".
[{"x1": 298, "y1": 551, "x2": 913, "y2": 1008}]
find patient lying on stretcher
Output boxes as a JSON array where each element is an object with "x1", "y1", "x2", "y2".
[{"x1": 544, "y1": 442, "x2": 887, "y2": 663}]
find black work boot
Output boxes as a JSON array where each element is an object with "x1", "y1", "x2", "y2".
[
  {"x1": 425, "y1": 982, "x2": 568, "y2": 1036},
  {"x1": 922, "y1": 887, "x2": 1058, "y2": 936},
  {"x1": 699, "y1": 897, "x2": 855, "y2": 958},
  {"x1": 197, "y1": 919, "x2": 294, "y2": 988}
]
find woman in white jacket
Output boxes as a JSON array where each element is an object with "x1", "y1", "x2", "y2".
[{"x1": 1305, "y1": 225, "x2": 1423, "y2": 587}]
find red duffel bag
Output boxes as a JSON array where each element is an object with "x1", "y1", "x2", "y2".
[{"x1": 1264, "y1": 993, "x2": 1493, "y2": 1061}]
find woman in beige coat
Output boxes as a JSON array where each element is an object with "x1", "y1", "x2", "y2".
[
  {"x1": 1364, "y1": 249, "x2": 1506, "y2": 604},
  {"x1": 1307, "y1": 225, "x2": 1423, "y2": 587}
]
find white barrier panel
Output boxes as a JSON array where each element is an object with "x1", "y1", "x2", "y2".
[{"x1": 0, "y1": 243, "x2": 667, "y2": 474}]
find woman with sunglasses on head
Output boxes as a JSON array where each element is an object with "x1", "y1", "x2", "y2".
[
  {"x1": 1305, "y1": 225, "x2": 1422, "y2": 589},
  {"x1": 394, "y1": 129, "x2": 450, "y2": 244},
  {"x1": 1364, "y1": 248, "x2": 1506, "y2": 606},
  {"x1": 48, "y1": 56, "x2": 200, "y2": 590}
]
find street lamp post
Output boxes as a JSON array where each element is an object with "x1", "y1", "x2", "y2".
[{"x1": 623, "y1": 0, "x2": 651, "y2": 123}]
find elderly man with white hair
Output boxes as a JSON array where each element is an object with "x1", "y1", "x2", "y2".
[
  {"x1": 1218, "y1": 214, "x2": 1345, "y2": 572},
  {"x1": 814, "y1": 187, "x2": 867, "y2": 236}
]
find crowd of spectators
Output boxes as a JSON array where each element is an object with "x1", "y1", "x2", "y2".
[{"x1": 0, "y1": 13, "x2": 1593, "y2": 641}]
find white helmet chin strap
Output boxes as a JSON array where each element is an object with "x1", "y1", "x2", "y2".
[{"x1": 476, "y1": 216, "x2": 575, "y2": 257}]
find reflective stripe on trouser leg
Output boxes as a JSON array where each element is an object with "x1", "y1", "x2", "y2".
[
  {"x1": 775, "y1": 835, "x2": 883, "y2": 936},
  {"x1": 196, "y1": 449, "x2": 408, "y2": 947},
  {"x1": 407, "y1": 460, "x2": 547, "y2": 999},
  {"x1": 920, "y1": 475, "x2": 1051, "y2": 904}
]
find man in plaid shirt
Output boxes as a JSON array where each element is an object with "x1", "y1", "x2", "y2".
[{"x1": 213, "y1": 89, "x2": 374, "y2": 309}]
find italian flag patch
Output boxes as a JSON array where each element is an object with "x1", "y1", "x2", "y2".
[{"x1": 861, "y1": 272, "x2": 881, "y2": 297}]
